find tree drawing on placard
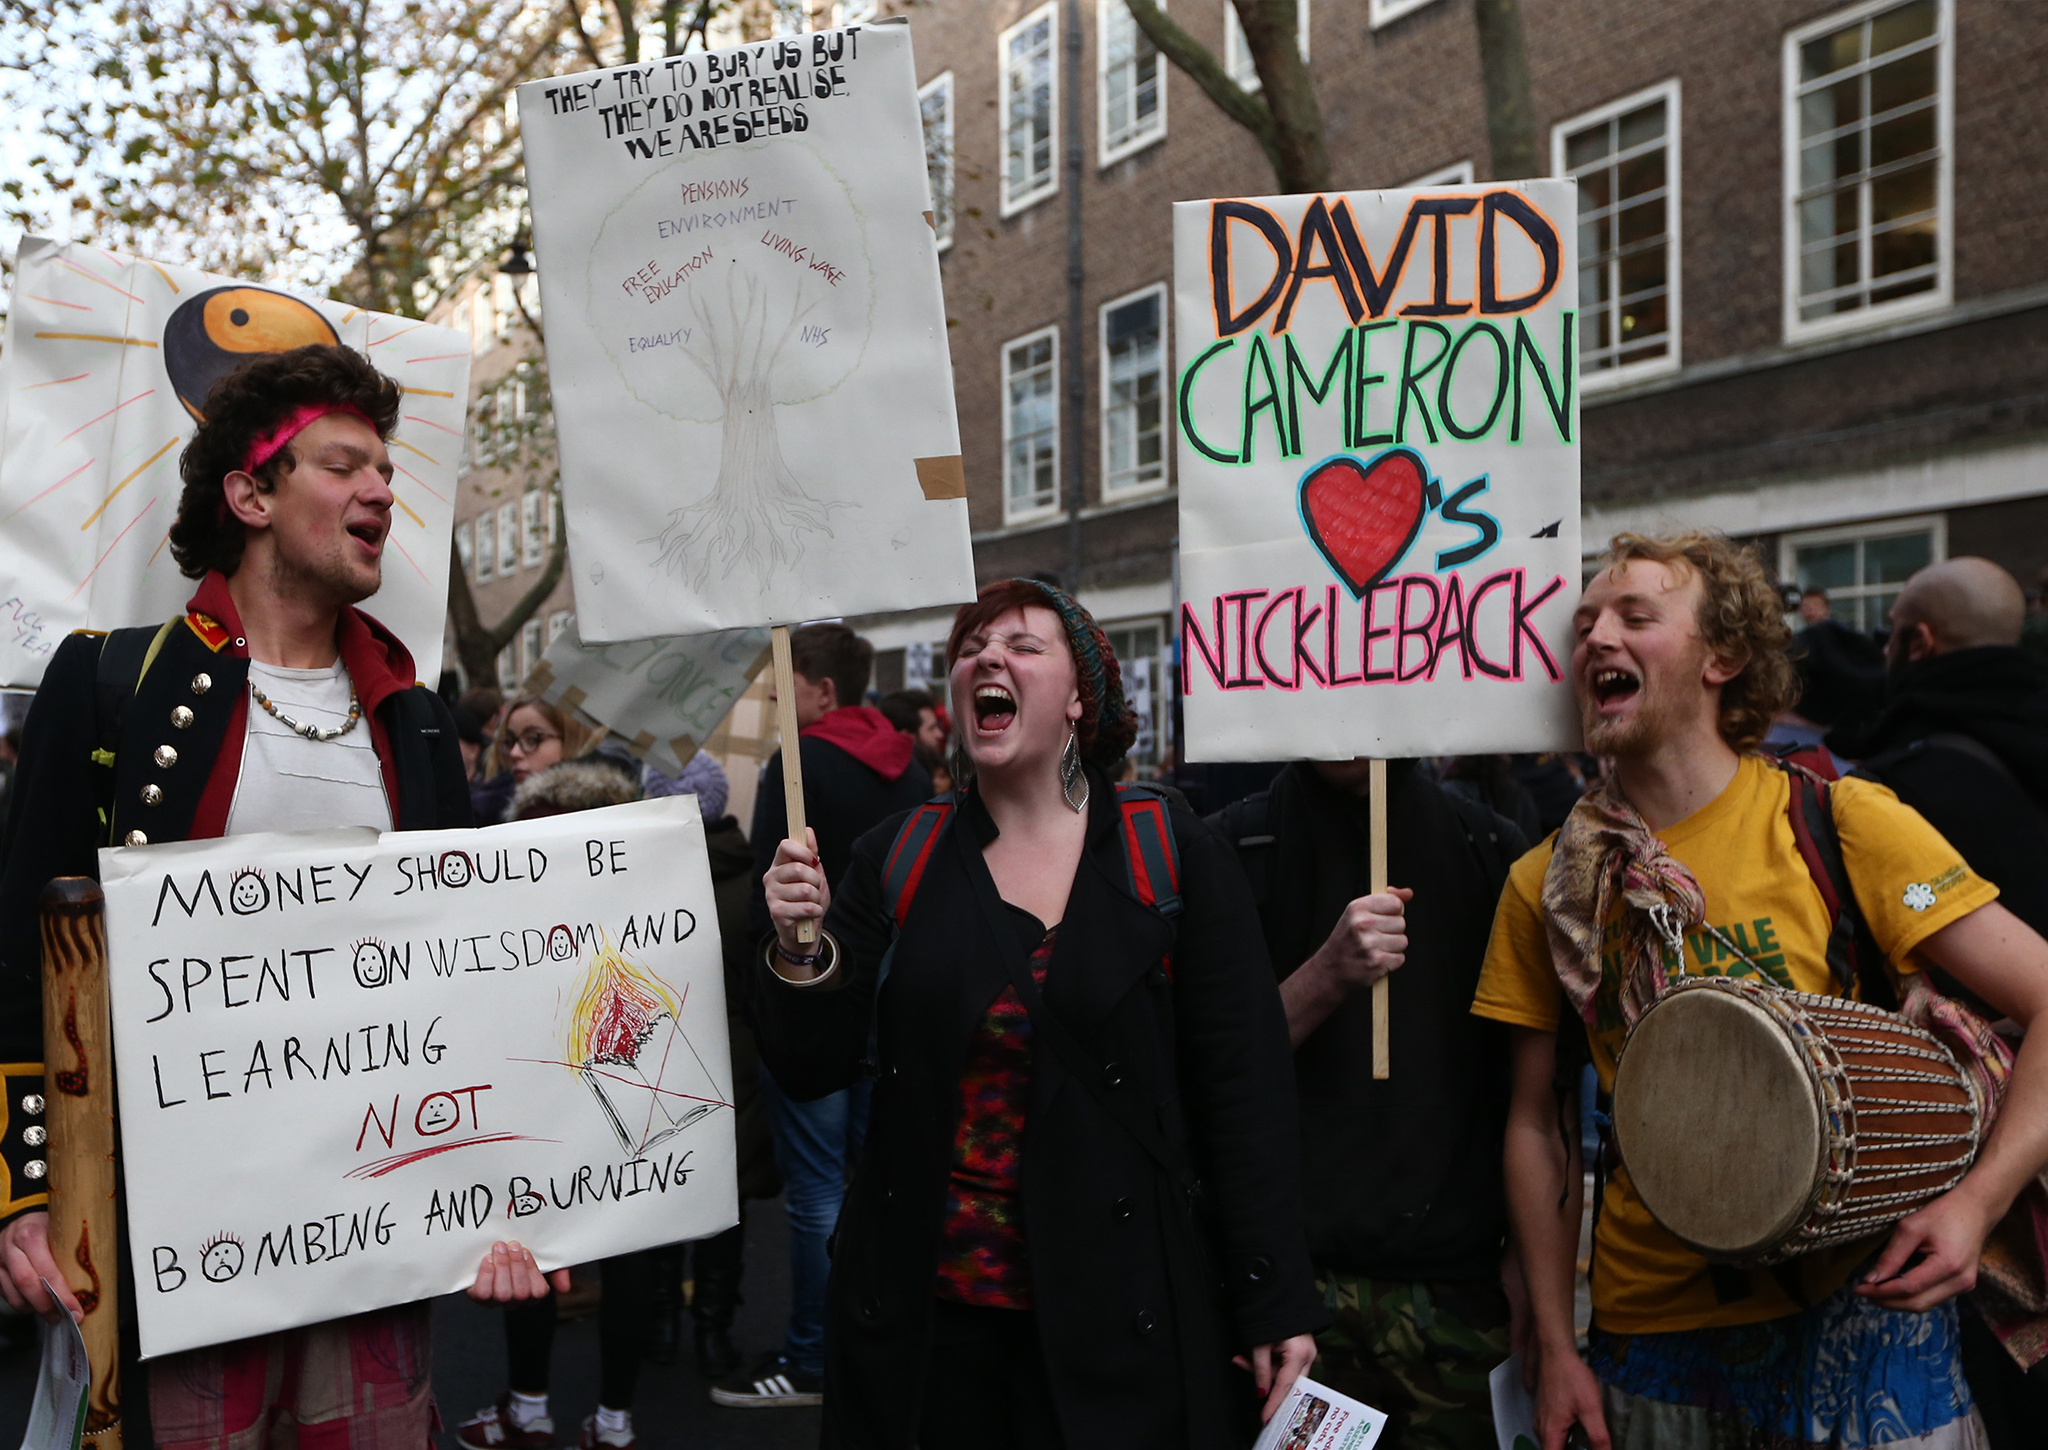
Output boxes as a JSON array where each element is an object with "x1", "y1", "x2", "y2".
[
  {"x1": 562, "y1": 929, "x2": 727, "y2": 1157},
  {"x1": 588, "y1": 142, "x2": 876, "y2": 594}
]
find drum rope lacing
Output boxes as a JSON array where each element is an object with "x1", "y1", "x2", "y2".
[{"x1": 1623, "y1": 924, "x2": 1982, "y2": 1263}]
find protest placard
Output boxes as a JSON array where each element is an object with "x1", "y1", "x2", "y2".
[
  {"x1": 515, "y1": 19, "x2": 975, "y2": 642},
  {"x1": 0, "y1": 238, "x2": 467, "y2": 688},
  {"x1": 525, "y1": 623, "x2": 771, "y2": 779},
  {"x1": 97, "y1": 797, "x2": 735, "y2": 1359},
  {"x1": 1173, "y1": 183, "x2": 1582, "y2": 761}
]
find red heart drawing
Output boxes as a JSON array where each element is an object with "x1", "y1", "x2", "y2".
[{"x1": 1299, "y1": 448, "x2": 1428, "y2": 598}]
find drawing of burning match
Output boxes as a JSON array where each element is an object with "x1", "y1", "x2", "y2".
[{"x1": 564, "y1": 929, "x2": 727, "y2": 1157}]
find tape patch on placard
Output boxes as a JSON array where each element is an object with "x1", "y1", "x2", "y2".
[{"x1": 914, "y1": 456, "x2": 966, "y2": 501}]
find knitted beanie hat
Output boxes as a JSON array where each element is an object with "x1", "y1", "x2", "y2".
[{"x1": 1009, "y1": 577, "x2": 1138, "y2": 769}]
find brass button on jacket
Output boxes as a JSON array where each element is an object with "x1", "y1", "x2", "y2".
[
  {"x1": 171, "y1": 706, "x2": 194, "y2": 729},
  {"x1": 154, "y1": 744, "x2": 178, "y2": 769},
  {"x1": 190, "y1": 672, "x2": 212, "y2": 695},
  {"x1": 123, "y1": 830, "x2": 148, "y2": 847},
  {"x1": 140, "y1": 784, "x2": 163, "y2": 806}
]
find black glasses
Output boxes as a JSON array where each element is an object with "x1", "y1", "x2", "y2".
[{"x1": 501, "y1": 728, "x2": 561, "y2": 754}]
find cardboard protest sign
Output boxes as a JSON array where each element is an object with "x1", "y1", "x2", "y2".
[
  {"x1": 98, "y1": 797, "x2": 735, "y2": 1358},
  {"x1": 525, "y1": 623, "x2": 771, "y2": 779},
  {"x1": 516, "y1": 19, "x2": 975, "y2": 640},
  {"x1": 0, "y1": 238, "x2": 467, "y2": 688},
  {"x1": 1173, "y1": 183, "x2": 1581, "y2": 760}
]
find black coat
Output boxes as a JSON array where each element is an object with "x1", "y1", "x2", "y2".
[
  {"x1": 749, "y1": 730, "x2": 933, "y2": 936},
  {"x1": 751, "y1": 767, "x2": 1326, "y2": 1450},
  {"x1": 1833, "y1": 646, "x2": 2048, "y2": 942}
]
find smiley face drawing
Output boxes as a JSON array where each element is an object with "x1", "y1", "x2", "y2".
[
  {"x1": 415, "y1": 1093, "x2": 460, "y2": 1136},
  {"x1": 351, "y1": 939, "x2": 390, "y2": 990},
  {"x1": 228, "y1": 868, "x2": 269, "y2": 915},
  {"x1": 547, "y1": 925, "x2": 577, "y2": 961},
  {"x1": 200, "y1": 1234, "x2": 245, "y2": 1283},
  {"x1": 438, "y1": 851, "x2": 474, "y2": 888}
]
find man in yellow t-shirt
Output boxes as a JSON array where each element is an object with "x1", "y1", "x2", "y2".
[{"x1": 1472, "y1": 531, "x2": 2048, "y2": 1450}]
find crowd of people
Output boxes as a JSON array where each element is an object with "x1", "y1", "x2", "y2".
[{"x1": 0, "y1": 346, "x2": 2045, "y2": 1450}]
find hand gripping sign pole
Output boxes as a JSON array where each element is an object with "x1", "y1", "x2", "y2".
[
  {"x1": 770, "y1": 626, "x2": 817, "y2": 947},
  {"x1": 40, "y1": 876, "x2": 122, "y2": 1449}
]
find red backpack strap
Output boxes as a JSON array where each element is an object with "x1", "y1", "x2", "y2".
[
  {"x1": 880, "y1": 798, "x2": 954, "y2": 931},
  {"x1": 1777, "y1": 758, "x2": 1893, "y2": 1008},
  {"x1": 1115, "y1": 782, "x2": 1182, "y2": 918}
]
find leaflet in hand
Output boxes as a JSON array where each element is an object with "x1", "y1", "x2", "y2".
[{"x1": 1252, "y1": 1376, "x2": 1387, "y2": 1450}]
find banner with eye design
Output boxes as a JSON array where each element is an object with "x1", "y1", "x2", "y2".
[
  {"x1": 0, "y1": 237, "x2": 468, "y2": 687},
  {"x1": 1172, "y1": 182, "x2": 1582, "y2": 761},
  {"x1": 97, "y1": 796, "x2": 734, "y2": 1358}
]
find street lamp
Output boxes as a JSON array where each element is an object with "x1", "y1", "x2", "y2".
[{"x1": 499, "y1": 238, "x2": 543, "y2": 344}]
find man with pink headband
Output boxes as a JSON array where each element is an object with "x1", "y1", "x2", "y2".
[{"x1": 0, "y1": 344, "x2": 501, "y2": 1448}]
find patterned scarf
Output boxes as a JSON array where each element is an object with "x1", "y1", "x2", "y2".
[{"x1": 1540, "y1": 775, "x2": 1708, "y2": 1028}]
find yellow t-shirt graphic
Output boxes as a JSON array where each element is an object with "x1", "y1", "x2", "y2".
[{"x1": 1472, "y1": 754, "x2": 1996, "y2": 1333}]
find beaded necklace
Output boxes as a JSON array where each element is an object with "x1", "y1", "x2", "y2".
[{"x1": 249, "y1": 680, "x2": 362, "y2": 742}]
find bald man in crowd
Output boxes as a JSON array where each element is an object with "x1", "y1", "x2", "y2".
[{"x1": 1829, "y1": 556, "x2": 2048, "y2": 1444}]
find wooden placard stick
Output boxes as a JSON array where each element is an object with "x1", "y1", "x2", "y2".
[
  {"x1": 769, "y1": 625, "x2": 817, "y2": 946},
  {"x1": 40, "y1": 876, "x2": 123, "y2": 1449},
  {"x1": 1370, "y1": 758, "x2": 1390, "y2": 1080}
]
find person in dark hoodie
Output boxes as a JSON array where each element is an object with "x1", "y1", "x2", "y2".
[
  {"x1": 1826, "y1": 556, "x2": 2048, "y2": 1448},
  {"x1": 723, "y1": 622, "x2": 930, "y2": 1407},
  {"x1": 1211, "y1": 759, "x2": 1528, "y2": 1449}
]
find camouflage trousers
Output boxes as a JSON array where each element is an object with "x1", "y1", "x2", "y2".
[{"x1": 1309, "y1": 1270, "x2": 1513, "y2": 1450}]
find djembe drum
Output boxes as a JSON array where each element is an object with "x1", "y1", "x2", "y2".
[{"x1": 1611, "y1": 975, "x2": 1982, "y2": 1264}]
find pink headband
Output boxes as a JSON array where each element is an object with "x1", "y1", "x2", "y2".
[{"x1": 242, "y1": 403, "x2": 376, "y2": 475}]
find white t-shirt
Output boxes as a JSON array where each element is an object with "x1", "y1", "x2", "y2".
[{"x1": 224, "y1": 660, "x2": 393, "y2": 835}]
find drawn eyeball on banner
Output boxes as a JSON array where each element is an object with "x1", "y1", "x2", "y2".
[
  {"x1": 438, "y1": 852, "x2": 474, "y2": 888},
  {"x1": 586, "y1": 142, "x2": 876, "y2": 423},
  {"x1": 163, "y1": 287, "x2": 342, "y2": 422},
  {"x1": 351, "y1": 939, "x2": 391, "y2": 989},
  {"x1": 547, "y1": 925, "x2": 577, "y2": 961},
  {"x1": 229, "y1": 868, "x2": 269, "y2": 915},
  {"x1": 199, "y1": 1234, "x2": 245, "y2": 1283}
]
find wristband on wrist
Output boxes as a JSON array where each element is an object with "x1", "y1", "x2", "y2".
[{"x1": 776, "y1": 938, "x2": 826, "y2": 968}]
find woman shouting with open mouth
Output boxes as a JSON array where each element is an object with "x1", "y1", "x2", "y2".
[{"x1": 754, "y1": 577, "x2": 1325, "y2": 1450}]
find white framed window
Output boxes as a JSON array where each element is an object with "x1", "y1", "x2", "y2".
[
  {"x1": 547, "y1": 610, "x2": 573, "y2": 644},
  {"x1": 521, "y1": 490, "x2": 545, "y2": 567},
  {"x1": 1000, "y1": 4, "x2": 1059, "y2": 217},
  {"x1": 520, "y1": 619, "x2": 544, "y2": 681},
  {"x1": 920, "y1": 72, "x2": 955, "y2": 251},
  {"x1": 1224, "y1": 0, "x2": 1308, "y2": 91},
  {"x1": 1103, "y1": 619, "x2": 1165, "y2": 766},
  {"x1": 496, "y1": 501, "x2": 518, "y2": 575},
  {"x1": 1002, "y1": 326, "x2": 1060, "y2": 524},
  {"x1": 493, "y1": 273, "x2": 515, "y2": 341},
  {"x1": 1783, "y1": 0, "x2": 1950, "y2": 343},
  {"x1": 1101, "y1": 285, "x2": 1167, "y2": 499},
  {"x1": 835, "y1": 0, "x2": 878, "y2": 22},
  {"x1": 1370, "y1": 0, "x2": 1439, "y2": 27},
  {"x1": 496, "y1": 645, "x2": 518, "y2": 691},
  {"x1": 1555, "y1": 79, "x2": 1682, "y2": 388},
  {"x1": 470, "y1": 286, "x2": 491, "y2": 356},
  {"x1": 1778, "y1": 512, "x2": 1944, "y2": 632},
  {"x1": 473, "y1": 511, "x2": 495, "y2": 582},
  {"x1": 547, "y1": 489, "x2": 561, "y2": 545},
  {"x1": 1405, "y1": 160, "x2": 1474, "y2": 187},
  {"x1": 455, "y1": 521, "x2": 474, "y2": 581},
  {"x1": 1099, "y1": 0, "x2": 1166, "y2": 165}
]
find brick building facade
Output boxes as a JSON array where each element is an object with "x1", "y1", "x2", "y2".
[
  {"x1": 859, "y1": 0, "x2": 2048, "y2": 764},
  {"x1": 436, "y1": 0, "x2": 2048, "y2": 772}
]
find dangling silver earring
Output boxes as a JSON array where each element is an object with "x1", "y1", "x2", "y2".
[{"x1": 1061, "y1": 726, "x2": 1088, "y2": 812}]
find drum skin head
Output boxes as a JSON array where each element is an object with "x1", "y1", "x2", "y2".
[{"x1": 1612, "y1": 987, "x2": 1825, "y2": 1259}]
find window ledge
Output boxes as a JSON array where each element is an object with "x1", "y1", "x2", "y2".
[
  {"x1": 1099, "y1": 129, "x2": 1165, "y2": 170},
  {"x1": 1584, "y1": 280, "x2": 2048, "y2": 410},
  {"x1": 974, "y1": 488, "x2": 1176, "y2": 545},
  {"x1": 999, "y1": 185, "x2": 1059, "y2": 221}
]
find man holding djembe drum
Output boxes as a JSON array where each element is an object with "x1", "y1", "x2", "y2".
[{"x1": 1473, "y1": 531, "x2": 2048, "y2": 1449}]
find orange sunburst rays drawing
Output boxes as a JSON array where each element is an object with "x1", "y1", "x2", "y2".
[{"x1": 564, "y1": 930, "x2": 722, "y2": 1156}]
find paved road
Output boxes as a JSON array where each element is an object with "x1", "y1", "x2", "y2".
[{"x1": 0, "y1": 1198, "x2": 821, "y2": 1450}]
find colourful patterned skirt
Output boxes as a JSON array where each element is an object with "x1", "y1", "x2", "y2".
[{"x1": 1585, "y1": 1276, "x2": 1985, "y2": 1448}]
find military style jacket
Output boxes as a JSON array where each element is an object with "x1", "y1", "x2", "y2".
[{"x1": 0, "y1": 570, "x2": 471, "y2": 1220}]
